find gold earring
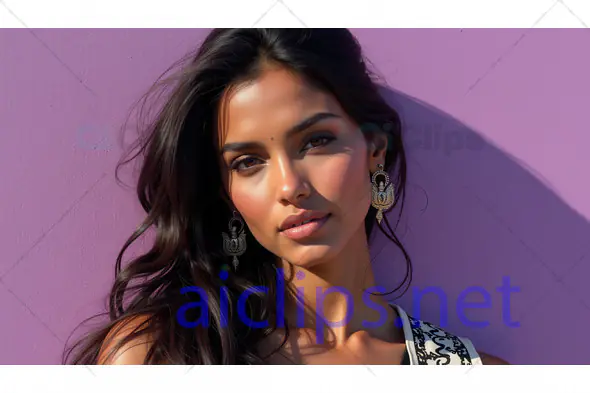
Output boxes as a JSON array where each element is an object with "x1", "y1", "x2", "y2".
[
  {"x1": 371, "y1": 164, "x2": 395, "y2": 224},
  {"x1": 221, "y1": 210, "x2": 247, "y2": 271}
]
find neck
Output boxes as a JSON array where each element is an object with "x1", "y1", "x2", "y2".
[{"x1": 278, "y1": 224, "x2": 403, "y2": 347}]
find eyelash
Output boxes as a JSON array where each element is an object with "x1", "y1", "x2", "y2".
[
  {"x1": 229, "y1": 134, "x2": 336, "y2": 173},
  {"x1": 304, "y1": 134, "x2": 335, "y2": 150}
]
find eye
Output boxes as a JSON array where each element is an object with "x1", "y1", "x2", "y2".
[
  {"x1": 230, "y1": 156, "x2": 262, "y2": 173},
  {"x1": 303, "y1": 134, "x2": 335, "y2": 151}
]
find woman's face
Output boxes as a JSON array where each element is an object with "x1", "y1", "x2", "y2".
[{"x1": 218, "y1": 65, "x2": 387, "y2": 269}]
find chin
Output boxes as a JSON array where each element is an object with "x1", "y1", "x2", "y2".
[{"x1": 284, "y1": 243, "x2": 341, "y2": 270}]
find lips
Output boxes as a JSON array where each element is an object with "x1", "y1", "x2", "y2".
[{"x1": 279, "y1": 211, "x2": 330, "y2": 232}]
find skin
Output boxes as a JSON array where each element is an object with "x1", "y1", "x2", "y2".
[{"x1": 98, "y1": 63, "x2": 509, "y2": 366}]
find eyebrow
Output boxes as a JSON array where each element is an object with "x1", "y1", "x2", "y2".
[{"x1": 220, "y1": 112, "x2": 341, "y2": 154}]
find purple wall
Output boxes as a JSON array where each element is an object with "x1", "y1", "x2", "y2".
[{"x1": 1, "y1": 29, "x2": 588, "y2": 365}]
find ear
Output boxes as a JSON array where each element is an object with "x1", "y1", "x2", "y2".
[{"x1": 366, "y1": 131, "x2": 389, "y2": 172}]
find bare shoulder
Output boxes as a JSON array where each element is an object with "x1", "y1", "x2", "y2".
[
  {"x1": 97, "y1": 314, "x2": 155, "y2": 365},
  {"x1": 478, "y1": 351, "x2": 510, "y2": 365}
]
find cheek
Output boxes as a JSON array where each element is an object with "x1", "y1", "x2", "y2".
[
  {"x1": 311, "y1": 152, "x2": 370, "y2": 215},
  {"x1": 230, "y1": 185, "x2": 270, "y2": 231}
]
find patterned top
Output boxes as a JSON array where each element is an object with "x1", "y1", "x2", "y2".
[{"x1": 390, "y1": 304, "x2": 483, "y2": 365}]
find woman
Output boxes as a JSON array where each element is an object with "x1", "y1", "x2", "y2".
[{"x1": 63, "y1": 28, "x2": 508, "y2": 365}]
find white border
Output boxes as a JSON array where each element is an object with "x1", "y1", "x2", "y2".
[
  {"x1": 1, "y1": 0, "x2": 588, "y2": 390},
  {"x1": 0, "y1": 0, "x2": 588, "y2": 27},
  {"x1": 0, "y1": 365, "x2": 589, "y2": 392}
]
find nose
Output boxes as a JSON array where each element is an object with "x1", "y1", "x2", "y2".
[{"x1": 275, "y1": 157, "x2": 311, "y2": 206}]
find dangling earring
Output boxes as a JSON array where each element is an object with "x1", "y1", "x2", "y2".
[
  {"x1": 221, "y1": 210, "x2": 247, "y2": 271},
  {"x1": 371, "y1": 163, "x2": 395, "y2": 225}
]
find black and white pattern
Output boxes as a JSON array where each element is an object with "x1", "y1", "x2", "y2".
[{"x1": 391, "y1": 304, "x2": 483, "y2": 365}]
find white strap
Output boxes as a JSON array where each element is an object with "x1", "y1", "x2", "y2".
[{"x1": 391, "y1": 303, "x2": 482, "y2": 365}]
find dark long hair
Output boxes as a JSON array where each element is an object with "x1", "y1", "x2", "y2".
[{"x1": 63, "y1": 28, "x2": 411, "y2": 365}]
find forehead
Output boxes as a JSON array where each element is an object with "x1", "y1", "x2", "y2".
[{"x1": 217, "y1": 67, "x2": 342, "y2": 144}]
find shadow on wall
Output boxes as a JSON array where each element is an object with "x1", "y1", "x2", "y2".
[{"x1": 371, "y1": 86, "x2": 590, "y2": 365}]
